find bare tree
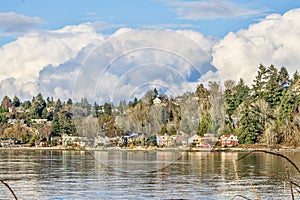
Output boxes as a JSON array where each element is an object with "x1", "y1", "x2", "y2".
[
  {"x1": 74, "y1": 115, "x2": 100, "y2": 138},
  {"x1": 208, "y1": 82, "x2": 225, "y2": 134},
  {"x1": 224, "y1": 79, "x2": 235, "y2": 90}
]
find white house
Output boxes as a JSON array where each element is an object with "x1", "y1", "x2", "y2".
[
  {"x1": 95, "y1": 135, "x2": 111, "y2": 147},
  {"x1": 182, "y1": 134, "x2": 200, "y2": 146},
  {"x1": 157, "y1": 134, "x2": 172, "y2": 146},
  {"x1": 153, "y1": 97, "x2": 162, "y2": 105},
  {"x1": 31, "y1": 119, "x2": 48, "y2": 124},
  {"x1": 62, "y1": 134, "x2": 87, "y2": 147}
]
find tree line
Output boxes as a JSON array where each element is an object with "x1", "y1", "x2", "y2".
[{"x1": 0, "y1": 64, "x2": 299, "y2": 146}]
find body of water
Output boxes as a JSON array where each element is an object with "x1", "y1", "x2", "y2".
[{"x1": 0, "y1": 149, "x2": 299, "y2": 200}]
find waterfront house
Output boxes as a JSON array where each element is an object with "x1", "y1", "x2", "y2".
[
  {"x1": 202, "y1": 133, "x2": 218, "y2": 144},
  {"x1": 95, "y1": 135, "x2": 111, "y2": 147},
  {"x1": 182, "y1": 134, "x2": 200, "y2": 146},
  {"x1": 120, "y1": 132, "x2": 145, "y2": 146},
  {"x1": 156, "y1": 134, "x2": 169, "y2": 146},
  {"x1": 220, "y1": 134, "x2": 239, "y2": 147},
  {"x1": 0, "y1": 138, "x2": 18, "y2": 147},
  {"x1": 62, "y1": 134, "x2": 87, "y2": 147}
]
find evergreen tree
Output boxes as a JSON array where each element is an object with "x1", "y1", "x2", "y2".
[
  {"x1": 252, "y1": 64, "x2": 267, "y2": 99},
  {"x1": 42, "y1": 107, "x2": 48, "y2": 119},
  {"x1": 278, "y1": 66, "x2": 289, "y2": 82},
  {"x1": 66, "y1": 98, "x2": 73, "y2": 105},
  {"x1": 22, "y1": 100, "x2": 31, "y2": 109},
  {"x1": 237, "y1": 104, "x2": 261, "y2": 144},
  {"x1": 292, "y1": 70, "x2": 300, "y2": 85},
  {"x1": 104, "y1": 103, "x2": 112, "y2": 115},
  {"x1": 264, "y1": 65, "x2": 281, "y2": 107},
  {"x1": 132, "y1": 97, "x2": 139, "y2": 107},
  {"x1": 94, "y1": 102, "x2": 101, "y2": 117},
  {"x1": 31, "y1": 93, "x2": 46, "y2": 118},
  {"x1": 224, "y1": 87, "x2": 235, "y2": 116},
  {"x1": 235, "y1": 79, "x2": 250, "y2": 105},
  {"x1": 55, "y1": 99, "x2": 62, "y2": 113},
  {"x1": 154, "y1": 88, "x2": 158, "y2": 98},
  {"x1": 46, "y1": 97, "x2": 56, "y2": 107},
  {"x1": 277, "y1": 84, "x2": 300, "y2": 144},
  {"x1": 12, "y1": 95, "x2": 21, "y2": 107},
  {"x1": 59, "y1": 111, "x2": 76, "y2": 135},
  {"x1": 51, "y1": 114, "x2": 61, "y2": 136},
  {"x1": 224, "y1": 78, "x2": 249, "y2": 129},
  {"x1": 198, "y1": 112, "x2": 211, "y2": 136}
]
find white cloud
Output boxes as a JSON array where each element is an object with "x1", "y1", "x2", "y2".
[
  {"x1": 0, "y1": 23, "x2": 216, "y2": 103},
  {"x1": 72, "y1": 28, "x2": 217, "y2": 103},
  {"x1": 165, "y1": 0, "x2": 264, "y2": 20},
  {"x1": 212, "y1": 8, "x2": 300, "y2": 84},
  {"x1": 0, "y1": 12, "x2": 43, "y2": 36},
  {"x1": 1, "y1": 8, "x2": 299, "y2": 104},
  {"x1": 0, "y1": 23, "x2": 104, "y2": 100}
]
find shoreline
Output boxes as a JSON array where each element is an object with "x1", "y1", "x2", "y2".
[{"x1": 0, "y1": 145, "x2": 299, "y2": 152}]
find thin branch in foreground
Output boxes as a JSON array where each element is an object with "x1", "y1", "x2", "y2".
[
  {"x1": 231, "y1": 194, "x2": 252, "y2": 200},
  {"x1": 236, "y1": 150, "x2": 300, "y2": 173},
  {"x1": 0, "y1": 179, "x2": 18, "y2": 200},
  {"x1": 285, "y1": 161, "x2": 295, "y2": 200},
  {"x1": 257, "y1": 171, "x2": 300, "y2": 192},
  {"x1": 233, "y1": 160, "x2": 261, "y2": 200}
]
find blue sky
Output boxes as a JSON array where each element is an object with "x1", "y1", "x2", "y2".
[{"x1": 1, "y1": 0, "x2": 300, "y2": 45}]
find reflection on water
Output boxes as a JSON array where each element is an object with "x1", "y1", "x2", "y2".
[{"x1": 0, "y1": 149, "x2": 300, "y2": 199}]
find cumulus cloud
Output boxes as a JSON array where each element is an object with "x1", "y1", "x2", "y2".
[
  {"x1": 0, "y1": 23, "x2": 104, "y2": 100},
  {"x1": 72, "y1": 28, "x2": 217, "y2": 103},
  {"x1": 165, "y1": 0, "x2": 264, "y2": 20},
  {"x1": 0, "y1": 12, "x2": 43, "y2": 36},
  {"x1": 212, "y1": 8, "x2": 300, "y2": 84},
  {"x1": 0, "y1": 24, "x2": 216, "y2": 103},
  {"x1": 3, "y1": 8, "x2": 299, "y2": 104}
]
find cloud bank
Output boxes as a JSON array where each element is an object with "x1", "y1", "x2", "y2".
[
  {"x1": 0, "y1": 8, "x2": 300, "y2": 103},
  {"x1": 0, "y1": 23, "x2": 104, "y2": 99},
  {"x1": 0, "y1": 24, "x2": 216, "y2": 103},
  {"x1": 212, "y1": 8, "x2": 300, "y2": 84},
  {"x1": 64, "y1": 28, "x2": 217, "y2": 103}
]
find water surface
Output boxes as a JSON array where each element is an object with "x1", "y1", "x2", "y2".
[{"x1": 0, "y1": 149, "x2": 299, "y2": 199}]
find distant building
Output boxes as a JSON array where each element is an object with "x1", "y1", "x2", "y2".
[
  {"x1": 8, "y1": 106, "x2": 16, "y2": 113},
  {"x1": 156, "y1": 134, "x2": 176, "y2": 146},
  {"x1": 281, "y1": 80, "x2": 290, "y2": 90},
  {"x1": 182, "y1": 134, "x2": 200, "y2": 146},
  {"x1": 0, "y1": 138, "x2": 17, "y2": 147},
  {"x1": 220, "y1": 134, "x2": 239, "y2": 147},
  {"x1": 62, "y1": 134, "x2": 87, "y2": 147},
  {"x1": 31, "y1": 119, "x2": 48, "y2": 124},
  {"x1": 95, "y1": 135, "x2": 111, "y2": 147},
  {"x1": 153, "y1": 97, "x2": 162, "y2": 105}
]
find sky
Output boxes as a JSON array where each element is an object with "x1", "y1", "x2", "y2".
[{"x1": 0, "y1": 0, "x2": 300, "y2": 103}]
